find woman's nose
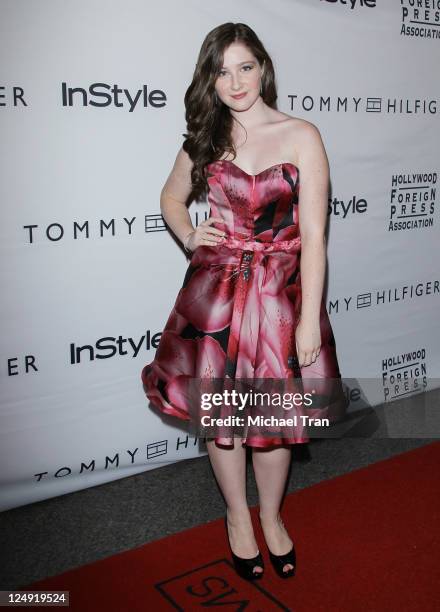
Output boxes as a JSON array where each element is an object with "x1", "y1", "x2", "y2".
[{"x1": 230, "y1": 74, "x2": 242, "y2": 90}]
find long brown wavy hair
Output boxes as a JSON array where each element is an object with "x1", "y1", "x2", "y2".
[{"x1": 182, "y1": 22, "x2": 278, "y2": 202}]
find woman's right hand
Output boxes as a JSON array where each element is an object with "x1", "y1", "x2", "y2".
[{"x1": 183, "y1": 217, "x2": 226, "y2": 252}]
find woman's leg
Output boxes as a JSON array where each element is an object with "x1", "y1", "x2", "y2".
[
  {"x1": 252, "y1": 446, "x2": 294, "y2": 572},
  {"x1": 206, "y1": 439, "x2": 263, "y2": 574}
]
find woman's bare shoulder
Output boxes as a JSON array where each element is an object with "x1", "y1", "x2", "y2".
[
  {"x1": 277, "y1": 113, "x2": 322, "y2": 139},
  {"x1": 277, "y1": 115, "x2": 326, "y2": 163},
  {"x1": 265, "y1": 113, "x2": 321, "y2": 164}
]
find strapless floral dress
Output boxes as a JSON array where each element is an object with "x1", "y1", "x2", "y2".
[{"x1": 141, "y1": 159, "x2": 347, "y2": 447}]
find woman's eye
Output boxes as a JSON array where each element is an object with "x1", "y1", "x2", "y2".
[{"x1": 219, "y1": 65, "x2": 253, "y2": 77}]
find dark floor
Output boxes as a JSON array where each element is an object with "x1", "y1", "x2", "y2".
[{"x1": 0, "y1": 434, "x2": 436, "y2": 590}]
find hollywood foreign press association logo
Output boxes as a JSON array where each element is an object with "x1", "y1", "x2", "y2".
[
  {"x1": 382, "y1": 347, "x2": 427, "y2": 402},
  {"x1": 389, "y1": 170, "x2": 437, "y2": 232},
  {"x1": 400, "y1": 1, "x2": 440, "y2": 40}
]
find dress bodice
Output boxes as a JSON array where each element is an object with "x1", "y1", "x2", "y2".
[{"x1": 204, "y1": 160, "x2": 300, "y2": 243}]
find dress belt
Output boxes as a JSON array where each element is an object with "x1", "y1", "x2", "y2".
[
  {"x1": 191, "y1": 236, "x2": 301, "y2": 280},
  {"x1": 220, "y1": 235, "x2": 301, "y2": 254}
]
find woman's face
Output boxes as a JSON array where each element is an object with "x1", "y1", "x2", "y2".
[{"x1": 214, "y1": 42, "x2": 263, "y2": 110}]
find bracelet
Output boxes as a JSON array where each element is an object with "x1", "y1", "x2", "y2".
[{"x1": 183, "y1": 230, "x2": 195, "y2": 252}]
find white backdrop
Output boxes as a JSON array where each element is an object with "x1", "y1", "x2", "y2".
[{"x1": 1, "y1": 0, "x2": 439, "y2": 511}]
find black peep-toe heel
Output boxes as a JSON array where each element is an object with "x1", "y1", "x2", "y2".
[
  {"x1": 260, "y1": 514, "x2": 296, "y2": 578},
  {"x1": 268, "y1": 545, "x2": 296, "y2": 578},
  {"x1": 224, "y1": 517, "x2": 264, "y2": 580}
]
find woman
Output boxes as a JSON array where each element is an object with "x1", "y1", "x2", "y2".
[{"x1": 142, "y1": 22, "x2": 347, "y2": 581}]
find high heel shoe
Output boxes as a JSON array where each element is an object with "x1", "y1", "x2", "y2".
[
  {"x1": 259, "y1": 514, "x2": 296, "y2": 579},
  {"x1": 268, "y1": 545, "x2": 296, "y2": 579},
  {"x1": 224, "y1": 517, "x2": 264, "y2": 581}
]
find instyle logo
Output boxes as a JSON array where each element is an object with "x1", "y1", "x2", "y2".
[
  {"x1": 288, "y1": 95, "x2": 437, "y2": 114},
  {"x1": 328, "y1": 279, "x2": 439, "y2": 315},
  {"x1": 382, "y1": 348, "x2": 427, "y2": 401},
  {"x1": 69, "y1": 330, "x2": 161, "y2": 364},
  {"x1": 401, "y1": 1, "x2": 440, "y2": 39},
  {"x1": 321, "y1": 0, "x2": 376, "y2": 8},
  {"x1": 61, "y1": 82, "x2": 167, "y2": 111},
  {"x1": 389, "y1": 171, "x2": 437, "y2": 231},
  {"x1": 328, "y1": 194, "x2": 368, "y2": 218}
]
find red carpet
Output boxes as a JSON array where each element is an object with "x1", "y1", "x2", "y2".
[{"x1": 24, "y1": 442, "x2": 440, "y2": 611}]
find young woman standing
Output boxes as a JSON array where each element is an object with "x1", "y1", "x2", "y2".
[{"x1": 142, "y1": 22, "x2": 346, "y2": 580}]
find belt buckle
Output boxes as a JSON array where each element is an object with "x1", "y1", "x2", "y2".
[{"x1": 241, "y1": 250, "x2": 253, "y2": 280}]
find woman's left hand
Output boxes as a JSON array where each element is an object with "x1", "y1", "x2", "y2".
[{"x1": 295, "y1": 318, "x2": 321, "y2": 367}]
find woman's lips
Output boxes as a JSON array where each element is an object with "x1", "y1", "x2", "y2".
[{"x1": 231, "y1": 92, "x2": 247, "y2": 99}]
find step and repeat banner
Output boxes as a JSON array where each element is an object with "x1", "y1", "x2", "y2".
[{"x1": 1, "y1": 0, "x2": 439, "y2": 511}]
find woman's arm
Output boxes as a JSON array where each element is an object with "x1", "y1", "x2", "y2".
[
  {"x1": 160, "y1": 146, "x2": 226, "y2": 251},
  {"x1": 295, "y1": 121, "x2": 330, "y2": 366},
  {"x1": 160, "y1": 146, "x2": 197, "y2": 246}
]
